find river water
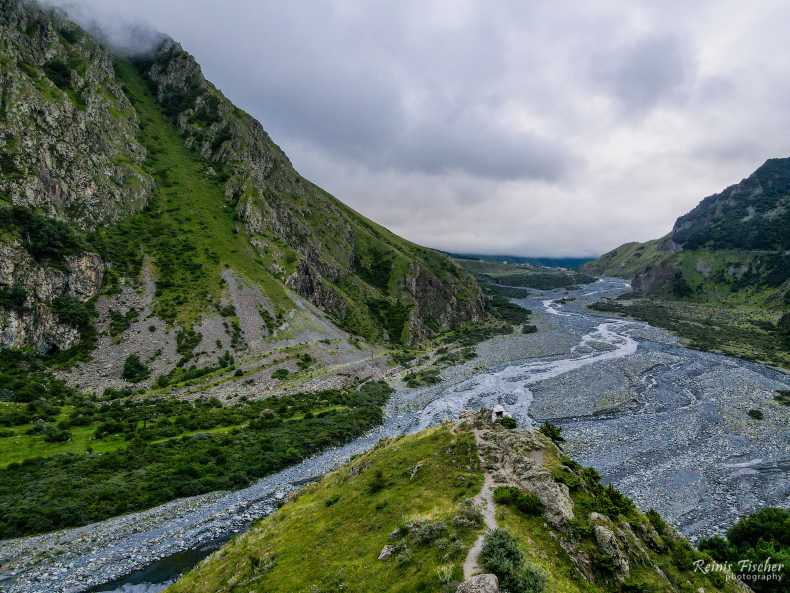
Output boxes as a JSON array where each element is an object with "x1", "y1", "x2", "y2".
[{"x1": 4, "y1": 279, "x2": 788, "y2": 593}]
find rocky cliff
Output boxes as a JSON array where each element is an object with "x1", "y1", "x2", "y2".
[
  {"x1": 584, "y1": 159, "x2": 790, "y2": 305},
  {"x1": 0, "y1": 0, "x2": 484, "y2": 357},
  {"x1": 0, "y1": 1, "x2": 154, "y2": 351}
]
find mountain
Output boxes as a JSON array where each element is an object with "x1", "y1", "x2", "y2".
[
  {"x1": 584, "y1": 159, "x2": 790, "y2": 368},
  {"x1": 585, "y1": 158, "x2": 790, "y2": 305},
  {"x1": 0, "y1": 0, "x2": 485, "y2": 365},
  {"x1": 165, "y1": 416, "x2": 744, "y2": 593}
]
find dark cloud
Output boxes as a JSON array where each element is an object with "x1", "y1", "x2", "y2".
[
  {"x1": 592, "y1": 34, "x2": 694, "y2": 114},
  {"x1": 48, "y1": 0, "x2": 790, "y2": 256}
]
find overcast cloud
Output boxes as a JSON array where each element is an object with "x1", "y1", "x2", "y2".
[{"x1": 50, "y1": 0, "x2": 790, "y2": 256}]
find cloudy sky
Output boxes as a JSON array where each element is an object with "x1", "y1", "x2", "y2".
[{"x1": 52, "y1": 0, "x2": 790, "y2": 257}]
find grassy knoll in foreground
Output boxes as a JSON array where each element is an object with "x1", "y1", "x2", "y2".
[
  {"x1": 167, "y1": 418, "x2": 746, "y2": 593},
  {"x1": 166, "y1": 425, "x2": 484, "y2": 593}
]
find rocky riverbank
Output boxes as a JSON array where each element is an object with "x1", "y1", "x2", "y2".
[{"x1": 2, "y1": 279, "x2": 788, "y2": 593}]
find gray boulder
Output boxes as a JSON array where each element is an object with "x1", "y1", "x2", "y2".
[{"x1": 456, "y1": 573, "x2": 499, "y2": 593}]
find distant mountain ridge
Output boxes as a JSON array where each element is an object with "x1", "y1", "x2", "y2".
[
  {"x1": 451, "y1": 252, "x2": 595, "y2": 270},
  {"x1": 584, "y1": 158, "x2": 790, "y2": 306}
]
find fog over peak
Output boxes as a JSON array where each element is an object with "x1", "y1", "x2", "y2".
[{"x1": 48, "y1": 0, "x2": 790, "y2": 257}]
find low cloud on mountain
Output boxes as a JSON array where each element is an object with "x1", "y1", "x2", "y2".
[{"x1": 51, "y1": 0, "x2": 790, "y2": 256}]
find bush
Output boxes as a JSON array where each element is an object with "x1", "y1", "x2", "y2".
[
  {"x1": 481, "y1": 529, "x2": 545, "y2": 593},
  {"x1": 747, "y1": 409, "x2": 764, "y2": 420},
  {"x1": 0, "y1": 206, "x2": 83, "y2": 261},
  {"x1": 272, "y1": 368, "x2": 289, "y2": 380},
  {"x1": 52, "y1": 296, "x2": 93, "y2": 332},
  {"x1": 43, "y1": 60, "x2": 71, "y2": 89},
  {"x1": 0, "y1": 285, "x2": 27, "y2": 311},
  {"x1": 778, "y1": 313, "x2": 790, "y2": 348},
  {"x1": 539, "y1": 421, "x2": 564, "y2": 444},
  {"x1": 493, "y1": 486, "x2": 544, "y2": 517},
  {"x1": 35, "y1": 422, "x2": 71, "y2": 443},
  {"x1": 366, "y1": 469, "x2": 388, "y2": 494},
  {"x1": 122, "y1": 354, "x2": 150, "y2": 383},
  {"x1": 497, "y1": 416, "x2": 517, "y2": 429}
]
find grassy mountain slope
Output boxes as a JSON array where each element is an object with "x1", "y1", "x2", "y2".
[
  {"x1": 128, "y1": 38, "x2": 484, "y2": 345},
  {"x1": 166, "y1": 418, "x2": 744, "y2": 593},
  {"x1": 584, "y1": 159, "x2": 790, "y2": 368},
  {"x1": 0, "y1": 0, "x2": 485, "y2": 359}
]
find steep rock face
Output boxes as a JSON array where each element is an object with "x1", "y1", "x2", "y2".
[
  {"x1": 0, "y1": 0, "x2": 153, "y2": 350},
  {"x1": 134, "y1": 39, "x2": 485, "y2": 342},
  {"x1": 0, "y1": 2, "x2": 484, "y2": 351},
  {"x1": 672, "y1": 157, "x2": 790, "y2": 251},
  {"x1": 0, "y1": 0, "x2": 153, "y2": 227},
  {"x1": 0, "y1": 240, "x2": 103, "y2": 351},
  {"x1": 585, "y1": 158, "x2": 790, "y2": 304}
]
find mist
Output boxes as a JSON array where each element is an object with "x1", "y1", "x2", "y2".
[{"x1": 48, "y1": 0, "x2": 790, "y2": 257}]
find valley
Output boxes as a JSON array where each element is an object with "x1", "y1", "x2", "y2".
[
  {"x1": 1, "y1": 3, "x2": 788, "y2": 593},
  {"x1": 3, "y1": 279, "x2": 787, "y2": 593}
]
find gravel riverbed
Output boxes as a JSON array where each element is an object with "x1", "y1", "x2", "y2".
[{"x1": 2, "y1": 278, "x2": 788, "y2": 593}]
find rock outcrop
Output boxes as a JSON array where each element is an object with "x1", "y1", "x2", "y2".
[
  {"x1": 0, "y1": 0, "x2": 153, "y2": 227},
  {"x1": 0, "y1": 240, "x2": 103, "y2": 351},
  {"x1": 456, "y1": 573, "x2": 499, "y2": 593}
]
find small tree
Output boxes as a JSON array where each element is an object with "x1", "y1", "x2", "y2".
[
  {"x1": 539, "y1": 421, "x2": 564, "y2": 445},
  {"x1": 122, "y1": 354, "x2": 150, "y2": 383}
]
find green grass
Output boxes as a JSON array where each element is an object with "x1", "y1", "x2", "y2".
[
  {"x1": 90, "y1": 59, "x2": 291, "y2": 325},
  {"x1": 0, "y1": 381, "x2": 393, "y2": 538},
  {"x1": 166, "y1": 425, "x2": 484, "y2": 593},
  {"x1": 0, "y1": 422, "x2": 126, "y2": 468},
  {"x1": 590, "y1": 297, "x2": 790, "y2": 370}
]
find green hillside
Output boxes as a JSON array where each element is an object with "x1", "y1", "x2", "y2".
[
  {"x1": 166, "y1": 417, "x2": 746, "y2": 593},
  {"x1": 584, "y1": 159, "x2": 790, "y2": 369},
  {"x1": 0, "y1": 0, "x2": 485, "y2": 359}
]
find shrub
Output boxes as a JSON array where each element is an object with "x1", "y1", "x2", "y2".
[
  {"x1": 122, "y1": 354, "x2": 150, "y2": 383},
  {"x1": 778, "y1": 313, "x2": 790, "y2": 348},
  {"x1": 410, "y1": 520, "x2": 448, "y2": 545},
  {"x1": 1, "y1": 206, "x2": 84, "y2": 262},
  {"x1": 367, "y1": 469, "x2": 388, "y2": 494},
  {"x1": 539, "y1": 421, "x2": 564, "y2": 444},
  {"x1": 272, "y1": 368, "x2": 289, "y2": 380},
  {"x1": 0, "y1": 285, "x2": 27, "y2": 311},
  {"x1": 453, "y1": 500, "x2": 484, "y2": 529},
  {"x1": 497, "y1": 416, "x2": 517, "y2": 429},
  {"x1": 493, "y1": 486, "x2": 545, "y2": 517},
  {"x1": 34, "y1": 422, "x2": 71, "y2": 443},
  {"x1": 775, "y1": 390, "x2": 790, "y2": 406},
  {"x1": 747, "y1": 409, "x2": 764, "y2": 420},
  {"x1": 481, "y1": 529, "x2": 545, "y2": 593},
  {"x1": 43, "y1": 60, "x2": 71, "y2": 89},
  {"x1": 175, "y1": 328, "x2": 202, "y2": 363}
]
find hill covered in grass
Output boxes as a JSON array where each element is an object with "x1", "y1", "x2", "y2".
[
  {"x1": 584, "y1": 159, "x2": 790, "y2": 368},
  {"x1": 166, "y1": 417, "x2": 747, "y2": 593},
  {"x1": 0, "y1": 0, "x2": 485, "y2": 364},
  {"x1": 584, "y1": 159, "x2": 790, "y2": 307}
]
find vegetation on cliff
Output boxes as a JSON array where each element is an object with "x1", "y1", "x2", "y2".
[{"x1": 165, "y1": 419, "x2": 744, "y2": 593}]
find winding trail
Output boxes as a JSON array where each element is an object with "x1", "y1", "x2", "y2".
[{"x1": 463, "y1": 431, "x2": 497, "y2": 579}]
